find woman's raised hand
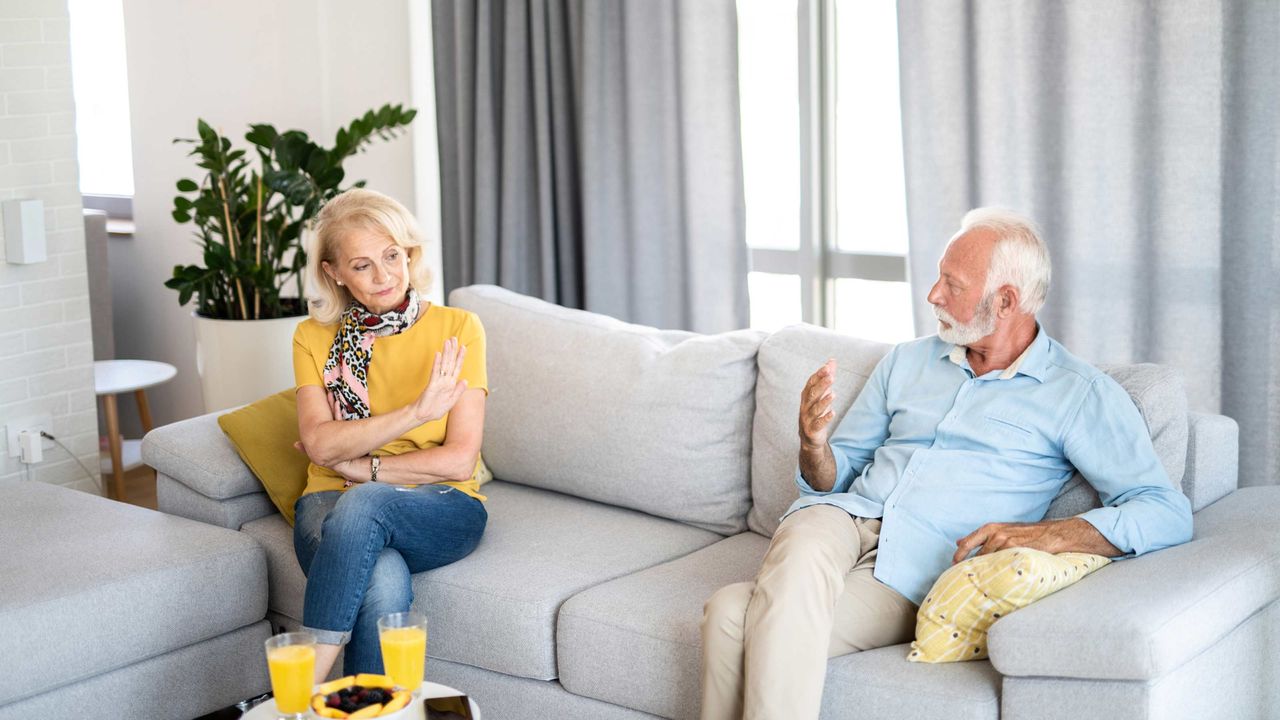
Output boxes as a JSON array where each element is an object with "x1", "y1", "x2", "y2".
[{"x1": 411, "y1": 336, "x2": 469, "y2": 424}]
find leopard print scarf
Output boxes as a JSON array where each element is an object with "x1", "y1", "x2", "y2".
[{"x1": 322, "y1": 287, "x2": 421, "y2": 420}]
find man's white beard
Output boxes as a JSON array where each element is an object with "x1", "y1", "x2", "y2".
[{"x1": 935, "y1": 293, "x2": 997, "y2": 346}]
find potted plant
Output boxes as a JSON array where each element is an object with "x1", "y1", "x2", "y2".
[{"x1": 167, "y1": 103, "x2": 416, "y2": 411}]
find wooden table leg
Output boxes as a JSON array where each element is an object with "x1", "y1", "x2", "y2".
[
  {"x1": 103, "y1": 394, "x2": 124, "y2": 500},
  {"x1": 135, "y1": 389, "x2": 154, "y2": 433}
]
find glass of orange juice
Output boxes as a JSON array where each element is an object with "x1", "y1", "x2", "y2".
[
  {"x1": 378, "y1": 611, "x2": 427, "y2": 695},
  {"x1": 264, "y1": 631, "x2": 316, "y2": 719}
]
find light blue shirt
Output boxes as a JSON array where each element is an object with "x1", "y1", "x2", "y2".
[{"x1": 785, "y1": 328, "x2": 1193, "y2": 605}]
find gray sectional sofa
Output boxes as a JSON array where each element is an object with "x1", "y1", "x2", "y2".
[{"x1": 142, "y1": 284, "x2": 1280, "y2": 719}]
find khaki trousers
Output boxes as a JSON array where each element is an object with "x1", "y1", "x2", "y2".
[{"x1": 700, "y1": 505, "x2": 919, "y2": 720}]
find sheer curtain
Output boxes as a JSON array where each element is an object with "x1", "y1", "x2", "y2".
[
  {"x1": 897, "y1": 0, "x2": 1279, "y2": 486},
  {"x1": 431, "y1": 0, "x2": 749, "y2": 333}
]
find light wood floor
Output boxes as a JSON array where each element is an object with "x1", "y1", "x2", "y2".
[{"x1": 112, "y1": 465, "x2": 158, "y2": 510}]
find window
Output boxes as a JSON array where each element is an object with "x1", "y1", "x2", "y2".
[
  {"x1": 67, "y1": 0, "x2": 135, "y2": 206},
  {"x1": 738, "y1": 0, "x2": 914, "y2": 343}
]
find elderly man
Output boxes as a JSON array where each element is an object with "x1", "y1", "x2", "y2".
[{"x1": 700, "y1": 208, "x2": 1193, "y2": 720}]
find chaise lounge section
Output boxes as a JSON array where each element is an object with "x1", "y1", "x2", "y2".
[{"x1": 0, "y1": 479, "x2": 271, "y2": 720}]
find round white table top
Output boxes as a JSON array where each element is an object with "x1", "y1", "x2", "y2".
[
  {"x1": 93, "y1": 359, "x2": 177, "y2": 395},
  {"x1": 242, "y1": 681, "x2": 480, "y2": 719}
]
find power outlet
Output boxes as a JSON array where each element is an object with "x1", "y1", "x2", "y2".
[{"x1": 5, "y1": 414, "x2": 52, "y2": 459}]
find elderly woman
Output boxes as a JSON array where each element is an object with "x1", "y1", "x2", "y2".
[{"x1": 291, "y1": 188, "x2": 488, "y2": 681}]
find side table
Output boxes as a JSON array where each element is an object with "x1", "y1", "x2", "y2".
[{"x1": 94, "y1": 359, "x2": 177, "y2": 500}]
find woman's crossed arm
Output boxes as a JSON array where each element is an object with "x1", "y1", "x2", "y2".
[{"x1": 295, "y1": 337, "x2": 477, "y2": 481}]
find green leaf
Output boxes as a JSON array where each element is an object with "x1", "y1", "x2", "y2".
[
  {"x1": 172, "y1": 209, "x2": 192, "y2": 223},
  {"x1": 245, "y1": 123, "x2": 279, "y2": 148},
  {"x1": 317, "y1": 167, "x2": 344, "y2": 189},
  {"x1": 176, "y1": 178, "x2": 198, "y2": 192},
  {"x1": 304, "y1": 148, "x2": 328, "y2": 177}
]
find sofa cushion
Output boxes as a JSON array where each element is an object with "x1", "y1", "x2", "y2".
[
  {"x1": 558, "y1": 532, "x2": 771, "y2": 718},
  {"x1": 450, "y1": 285, "x2": 764, "y2": 535},
  {"x1": 239, "y1": 480, "x2": 720, "y2": 681},
  {"x1": 0, "y1": 480, "x2": 267, "y2": 706},
  {"x1": 820, "y1": 645, "x2": 1001, "y2": 720},
  {"x1": 749, "y1": 324, "x2": 891, "y2": 536},
  {"x1": 1095, "y1": 363, "x2": 1189, "y2": 492},
  {"x1": 557, "y1": 531, "x2": 1000, "y2": 720},
  {"x1": 749, "y1": 326, "x2": 1191, "y2": 536}
]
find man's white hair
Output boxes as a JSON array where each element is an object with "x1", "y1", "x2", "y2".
[{"x1": 958, "y1": 207, "x2": 1052, "y2": 316}]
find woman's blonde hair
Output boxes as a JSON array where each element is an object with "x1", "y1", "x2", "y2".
[{"x1": 305, "y1": 188, "x2": 433, "y2": 324}]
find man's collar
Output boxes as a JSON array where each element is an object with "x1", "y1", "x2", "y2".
[{"x1": 941, "y1": 325, "x2": 1049, "y2": 382}]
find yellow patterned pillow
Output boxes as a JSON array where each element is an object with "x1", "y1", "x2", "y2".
[{"x1": 908, "y1": 548, "x2": 1111, "y2": 663}]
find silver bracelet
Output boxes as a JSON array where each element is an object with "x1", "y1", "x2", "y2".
[{"x1": 370, "y1": 454, "x2": 380, "y2": 482}]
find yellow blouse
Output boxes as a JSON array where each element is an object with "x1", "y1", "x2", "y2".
[{"x1": 292, "y1": 303, "x2": 488, "y2": 500}]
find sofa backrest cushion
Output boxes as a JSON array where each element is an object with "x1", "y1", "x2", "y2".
[
  {"x1": 750, "y1": 326, "x2": 1191, "y2": 536},
  {"x1": 450, "y1": 285, "x2": 764, "y2": 535},
  {"x1": 749, "y1": 324, "x2": 891, "y2": 536}
]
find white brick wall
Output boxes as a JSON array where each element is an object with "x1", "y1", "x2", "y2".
[{"x1": 0, "y1": 0, "x2": 100, "y2": 494}]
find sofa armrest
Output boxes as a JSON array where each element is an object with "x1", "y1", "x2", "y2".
[
  {"x1": 156, "y1": 474, "x2": 278, "y2": 530},
  {"x1": 1183, "y1": 411, "x2": 1238, "y2": 512},
  {"x1": 988, "y1": 486, "x2": 1280, "y2": 681},
  {"x1": 142, "y1": 410, "x2": 262, "y2": 500}
]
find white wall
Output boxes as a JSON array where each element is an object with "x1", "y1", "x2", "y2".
[
  {"x1": 0, "y1": 0, "x2": 101, "y2": 493},
  {"x1": 114, "y1": 0, "x2": 417, "y2": 434}
]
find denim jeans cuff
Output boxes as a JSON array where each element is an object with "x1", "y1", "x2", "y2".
[{"x1": 303, "y1": 625, "x2": 351, "y2": 646}]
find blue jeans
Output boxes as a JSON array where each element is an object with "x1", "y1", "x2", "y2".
[{"x1": 293, "y1": 483, "x2": 487, "y2": 675}]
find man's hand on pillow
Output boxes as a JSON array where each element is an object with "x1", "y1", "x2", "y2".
[{"x1": 952, "y1": 517, "x2": 1121, "y2": 564}]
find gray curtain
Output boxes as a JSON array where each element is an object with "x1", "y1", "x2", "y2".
[
  {"x1": 897, "y1": 0, "x2": 1279, "y2": 487},
  {"x1": 432, "y1": 0, "x2": 749, "y2": 333}
]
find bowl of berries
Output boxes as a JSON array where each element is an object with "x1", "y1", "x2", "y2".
[{"x1": 310, "y1": 673, "x2": 413, "y2": 719}]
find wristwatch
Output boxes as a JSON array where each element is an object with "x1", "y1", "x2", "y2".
[{"x1": 370, "y1": 454, "x2": 381, "y2": 483}]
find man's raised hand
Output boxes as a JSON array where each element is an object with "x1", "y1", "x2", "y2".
[{"x1": 799, "y1": 358, "x2": 837, "y2": 449}]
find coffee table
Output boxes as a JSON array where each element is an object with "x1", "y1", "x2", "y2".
[{"x1": 242, "y1": 681, "x2": 480, "y2": 719}]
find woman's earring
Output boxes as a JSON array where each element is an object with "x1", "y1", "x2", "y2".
[{"x1": 337, "y1": 281, "x2": 344, "y2": 286}]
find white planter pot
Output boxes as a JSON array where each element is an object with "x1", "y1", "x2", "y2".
[{"x1": 192, "y1": 311, "x2": 305, "y2": 413}]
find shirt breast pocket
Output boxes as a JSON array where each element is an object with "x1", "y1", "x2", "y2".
[
  {"x1": 981, "y1": 413, "x2": 1055, "y2": 461},
  {"x1": 980, "y1": 413, "x2": 1049, "y2": 459},
  {"x1": 984, "y1": 414, "x2": 1034, "y2": 438}
]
